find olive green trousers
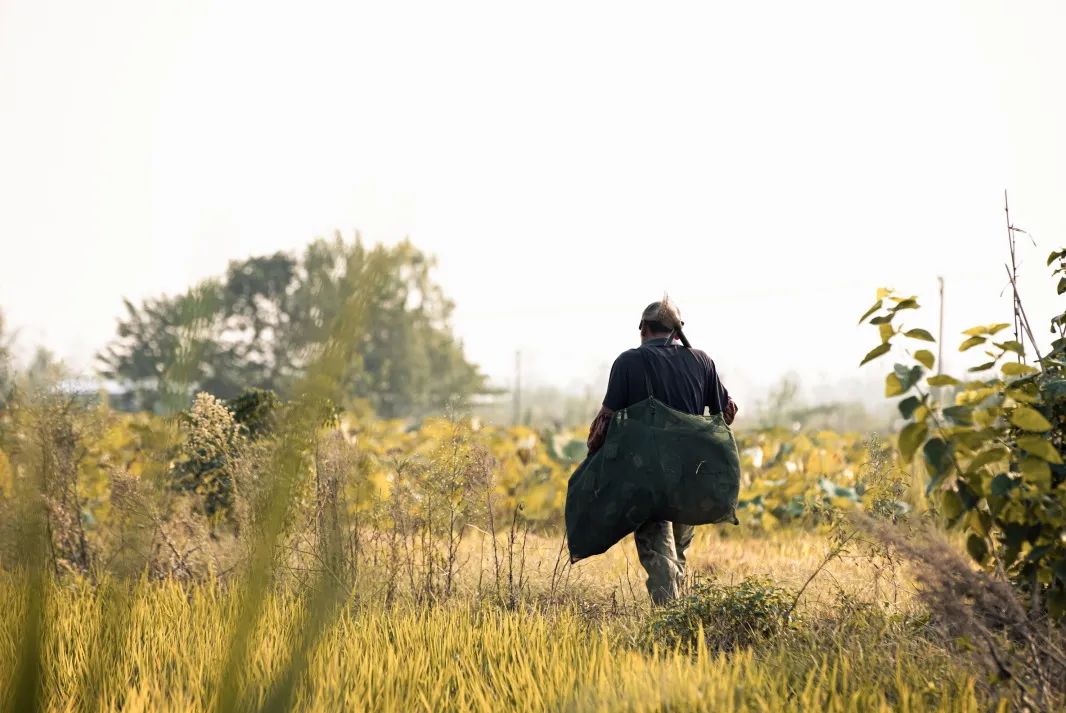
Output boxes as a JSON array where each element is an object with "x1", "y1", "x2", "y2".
[{"x1": 633, "y1": 520, "x2": 695, "y2": 605}]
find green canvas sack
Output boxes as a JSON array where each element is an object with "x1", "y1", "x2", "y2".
[{"x1": 565, "y1": 349, "x2": 741, "y2": 561}]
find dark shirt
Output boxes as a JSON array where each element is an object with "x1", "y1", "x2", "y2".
[{"x1": 602, "y1": 338, "x2": 731, "y2": 416}]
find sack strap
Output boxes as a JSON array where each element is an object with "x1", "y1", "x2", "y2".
[
  {"x1": 640, "y1": 339, "x2": 701, "y2": 404},
  {"x1": 638, "y1": 347, "x2": 656, "y2": 399}
]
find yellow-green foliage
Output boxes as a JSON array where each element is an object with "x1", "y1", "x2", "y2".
[
  {"x1": 0, "y1": 575, "x2": 987, "y2": 713},
  {"x1": 52, "y1": 409, "x2": 895, "y2": 531},
  {"x1": 1, "y1": 402, "x2": 901, "y2": 543}
]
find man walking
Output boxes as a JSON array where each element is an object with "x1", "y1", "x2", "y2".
[{"x1": 586, "y1": 298, "x2": 738, "y2": 604}]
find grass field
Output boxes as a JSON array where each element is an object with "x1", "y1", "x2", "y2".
[
  {"x1": 2, "y1": 396, "x2": 1057, "y2": 711},
  {"x1": 1, "y1": 529, "x2": 1001, "y2": 712}
]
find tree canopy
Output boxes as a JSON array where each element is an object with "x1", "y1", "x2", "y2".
[{"x1": 98, "y1": 236, "x2": 487, "y2": 417}]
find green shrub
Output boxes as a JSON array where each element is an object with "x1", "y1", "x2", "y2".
[
  {"x1": 172, "y1": 392, "x2": 244, "y2": 520},
  {"x1": 644, "y1": 575, "x2": 795, "y2": 652},
  {"x1": 226, "y1": 387, "x2": 281, "y2": 440}
]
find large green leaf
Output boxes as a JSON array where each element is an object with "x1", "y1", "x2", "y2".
[
  {"x1": 904, "y1": 328, "x2": 935, "y2": 342},
  {"x1": 923, "y1": 437, "x2": 953, "y2": 492},
  {"x1": 858, "y1": 299, "x2": 883, "y2": 324},
  {"x1": 1052, "y1": 557, "x2": 1066, "y2": 586},
  {"x1": 966, "y1": 534, "x2": 989, "y2": 564},
  {"x1": 989, "y1": 473, "x2": 1017, "y2": 497},
  {"x1": 1010, "y1": 406, "x2": 1052, "y2": 432},
  {"x1": 942, "y1": 405, "x2": 973, "y2": 425},
  {"x1": 969, "y1": 509, "x2": 992, "y2": 537},
  {"x1": 1005, "y1": 386, "x2": 1041, "y2": 404},
  {"x1": 1043, "y1": 379, "x2": 1066, "y2": 401},
  {"x1": 968, "y1": 446, "x2": 1009, "y2": 473},
  {"x1": 914, "y1": 349, "x2": 935, "y2": 369},
  {"x1": 898, "y1": 395, "x2": 921, "y2": 420},
  {"x1": 893, "y1": 363, "x2": 924, "y2": 391},
  {"x1": 898, "y1": 422, "x2": 929, "y2": 462},
  {"x1": 927, "y1": 374, "x2": 960, "y2": 387},
  {"x1": 959, "y1": 336, "x2": 986, "y2": 352},
  {"x1": 1020, "y1": 456, "x2": 1052, "y2": 489},
  {"x1": 957, "y1": 478, "x2": 980, "y2": 507},
  {"x1": 1002, "y1": 362, "x2": 1037, "y2": 377},
  {"x1": 941, "y1": 489, "x2": 965, "y2": 522},
  {"x1": 950, "y1": 427, "x2": 996, "y2": 449},
  {"x1": 859, "y1": 343, "x2": 891, "y2": 366},
  {"x1": 892, "y1": 298, "x2": 919, "y2": 311},
  {"x1": 956, "y1": 385, "x2": 998, "y2": 404},
  {"x1": 1016, "y1": 435, "x2": 1063, "y2": 464},
  {"x1": 885, "y1": 373, "x2": 904, "y2": 397}
]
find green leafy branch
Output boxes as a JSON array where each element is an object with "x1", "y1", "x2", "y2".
[{"x1": 858, "y1": 264, "x2": 1066, "y2": 619}]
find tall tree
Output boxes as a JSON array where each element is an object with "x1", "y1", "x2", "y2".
[{"x1": 98, "y1": 235, "x2": 487, "y2": 417}]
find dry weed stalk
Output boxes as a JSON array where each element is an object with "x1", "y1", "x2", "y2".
[
  {"x1": 109, "y1": 471, "x2": 216, "y2": 581},
  {"x1": 853, "y1": 512, "x2": 1065, "y2": 711},
  {"x1": 14, "y1": 396, "x2": 95, "y2": 577}
]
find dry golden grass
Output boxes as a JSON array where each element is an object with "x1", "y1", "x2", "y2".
[
  {"x1": 1, "y1": 526, "x2": 999, "y2": 713},
  {"x1": 491, "y1": 526, "x2": 916, "y2": 615}
]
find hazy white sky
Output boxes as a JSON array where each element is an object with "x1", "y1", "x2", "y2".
[{"x1": 2, "y1": 1, "x2": 1065, "y2": 406}]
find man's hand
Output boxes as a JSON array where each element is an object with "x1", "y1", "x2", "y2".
[
  {"x1": 586, "y1": 405, "x2": 614, "y2": 453},
  {"x1": 724, "y1": 398, "x2": 738, "y2": 426}
]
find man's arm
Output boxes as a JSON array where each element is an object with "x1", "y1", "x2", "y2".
[
  {"x1": 588, "y1": 355, "x2": 630, "y2": 453},
  {"x1": 601, "y1": 354, "x2": 630, "y2": 412},
  {"x1": 586, "y1": 405, "x2": 614, "y2": 453},
  {"x1": 704, "y1": 354, "x2": 738, "y2": 425},
  {"x1": 723, "y1": 398, "x2": 738, "y2": 425}
]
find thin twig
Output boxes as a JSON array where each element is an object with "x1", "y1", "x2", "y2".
[
  {"x1": 785, "y1": 530, "x2": 856, "y2": 621},
  {"x1": 1003, "y1": 264, "x2": 1044, "y2": 364}
]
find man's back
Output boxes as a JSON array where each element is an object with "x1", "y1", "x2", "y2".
[
  {"x1": 580, "y1": 297, "x2": 739, "y2": 605},
  {"x1": 602, "y1": 337, "x2": 731, "y2": 417}
]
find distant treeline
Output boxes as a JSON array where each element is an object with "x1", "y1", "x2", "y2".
[{"x1": 93, "y1": 235, "x2": 488, "y2": 418}]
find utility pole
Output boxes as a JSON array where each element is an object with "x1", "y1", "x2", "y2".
[
  {"x1": 937, "y1": 276, "x2": 945, "y2": 376},
  {"x1": 512, "y1": 350, "x2": 522, "y2": 426}
]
